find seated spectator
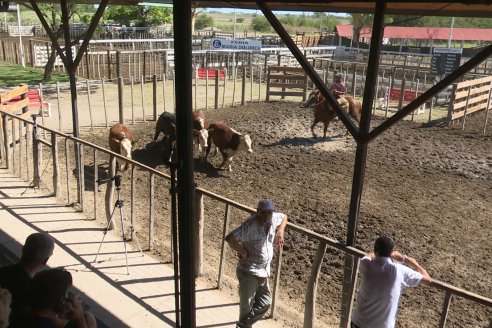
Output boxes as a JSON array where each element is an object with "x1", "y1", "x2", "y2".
[
  {"x1": 0, "y1": 288, "x2": 11, "y2": 328},
  {"x1": 14, "y1": 269, "x2": 96, "y2": 328},
  {"x1": 0, "y1": 233, "x2": 54, "y2": 323}
]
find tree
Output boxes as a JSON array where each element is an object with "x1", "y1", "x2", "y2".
[
  {"x1": 251, "y1": 16, "x2": 271, "y2": 32},
  {"x1": 22, "y1": 3, "x2": 95, "y2": 81},
  {"x1": 194, "y1": 13, "x2": 213, "y2": 30},
  {"x1": 103, "y1": 5, "x2": 172, "y2": 27},
  {"x1": 350, "y1": 13, "x2": 373, "y2": 48}
]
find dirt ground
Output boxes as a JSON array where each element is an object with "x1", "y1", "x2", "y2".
[{"x1": 79, "y1": 101, "x2": 491, "y2": 328}]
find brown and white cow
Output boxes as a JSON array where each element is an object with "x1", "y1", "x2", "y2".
[
  {"x1": 192, "y1": 110, "x2": 209, "y2": 162},
  {"x1": 108, "y1": 123, "x2": 134, "y2": 171},
  {"x1": 206, "y1": 122, "x2": 253, "y2": 172}
]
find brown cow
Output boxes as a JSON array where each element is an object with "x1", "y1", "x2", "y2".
[
  {"x1": 192, "y1": 110, "x2": 209, "y2": 161},
  {"x1": 301, "y1": 90, "x2": 363, "y2": 138},
  {"x1": 108, "y1": 123, "x2": 134, "y2": 171},
  {"x1": 205, "y1": 122, "x2": 253, "y2": 172}
]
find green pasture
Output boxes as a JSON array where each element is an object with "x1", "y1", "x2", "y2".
[{"x1": 0, "y1": 62, "x2": 69, "y2": 87}]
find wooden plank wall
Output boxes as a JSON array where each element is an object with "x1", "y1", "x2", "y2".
[{"x1": 447, "y1": 75, "x2": 492, "y2": 125}]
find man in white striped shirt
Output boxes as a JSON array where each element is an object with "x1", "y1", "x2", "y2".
[{"x1": 226, "y1": 199, "x2": 288, "y2": 328}]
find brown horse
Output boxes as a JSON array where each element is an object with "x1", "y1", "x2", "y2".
[{"x1": 301, "y1": 90, "x2": 363, "y2": 138}]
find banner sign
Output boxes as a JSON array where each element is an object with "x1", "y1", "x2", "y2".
[{"x1": 211, "y1": 38, "x2": 262, "y2": 51}]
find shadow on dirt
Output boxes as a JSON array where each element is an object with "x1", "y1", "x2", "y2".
[
  {"x1": 265, "y1": 135, "x2": 341, "y2": 147},
  {"x1": 193, "y1": 158, "x2": 226, "y2": 178},
  {"x1": 132, "y1": 140, "x2": 172, "y2": 169}
]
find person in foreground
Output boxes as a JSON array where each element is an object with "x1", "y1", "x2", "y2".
[
  {"x1": 13, "y1": 268, "x2": 96, "y2": 328},
  {"x1": 351, "y1": 236, "x2": 432, "y2": 328},
  {"x1": 226, "y1": 199, "x2": 288, "y2": 328},
  {"x1": 0, "y1": 233, "x2": 54, "y2": 322}
]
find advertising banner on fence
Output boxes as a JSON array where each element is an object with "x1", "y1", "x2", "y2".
[{"x1": 211, "y1": 39, "x2": 262, "y2": 51}]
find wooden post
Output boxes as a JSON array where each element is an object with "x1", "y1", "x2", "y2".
[
  {"x1": 141, "y1": 75, "x2": 146, "y2": 122},
  {"x1": 51, "y1": 133, "x2": 61, "y2": 198},
  {"x1": 56, "y1": 82, "x2": 62, "y2": 131},
  {"x1": 11, "y1": 119, "x2": 15, "y2": 175},
  {"x1": 65, "y1": 139, "x2": 70, "y2": 204},
  {"x1": 143, "y1": 50, "x2": 147, "y2": 81},
  {"x1": 446, "y1": 84, "x2": 458, "y2": 126},
  {"x1": 130, "y1": 165, "x2": 136, "y2": 240},
  {"x1": 152, "y1": 74, "x2": 157, "y2": 121},
  {"x1": 131, "y1": 76, "x2": 135, "y2": 124},
  {"x1": 29, "y1": 40, "x2": 34, "y2": 67},
  {"x1": 149, "y1": 172, "x2": 155, "y2": 250},
  {"x1": 222, "y1": 68, "x2": 227, "y2": 108},
  {"x1": 79, "y1": 144, "x2": 85, "y2": 210},
  {"x1": 32, "y1": 118, "x2": 40, "y2": 187},
  {"x1": 106, "y1": 50, "x2": 111, "y2": 81},
  {"x1": 3, "y1": 115, "x2": 10, "y2": 169},
  {"x1": 462, "y1": 85, "x2": 472, "y2": 130},
  {"x1": 483, "y1": 81, "x2": 492, "y2": 134},
  {"x1": 304, "y1": 242, "x2": 327, "y2": 328},
  {"x1": 86, "y1": 80, "x2": 94, "y2": 130},
  {"x1": 217, "y1": 203, "x2": 230, "y2": 289},
  {"x1": 398, "y1": 77, "x2": 406, "y2": 111},
  {"x1": 352, "y1": 63, "x2": 357, "y2": 96},
  {"x1": 205, "y1": 69, "x2": 209, "y2": 110},
  {"x1": 162, "y1": 73, "x2": 167, "y2": 113},
  {"x1": 17, "y1": 121, "x2": 23, "y2": 179},
  {"x1": 101, "y1": 78, "x2": 108, "y2": 128},
  {"x1": 93, "y1": 149, "x2": 98, "y2": 221},
  {"x1": 266, "y1": 67, "x2": 271, "y2": 102},
  {"x1": 241, "y1": 66, "x2": 246, "y2": 106},
  {"x1": 195, "y1": 191, "x2": 204, "y2": 276},
  {"x1": 214, "y1": 70, "x2": 219, "y2": 109},
  {"x1": 118, "y1": 77, "x2": 124, "y2": 124}
]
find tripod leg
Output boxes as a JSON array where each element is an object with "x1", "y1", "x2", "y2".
[
  {"x1": 94, "y1": 204, "x2": 118, "y2": 263},
  {"x1": 120, "y1": 205, "x2": 144, "y2": 257},
  {"x1": 119, "y1": 205, "x2": 130, "y2": 275}
]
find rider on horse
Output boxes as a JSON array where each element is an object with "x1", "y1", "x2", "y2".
[{"x1": 329, "y1": 73, "x2": 350, "y2": 111}]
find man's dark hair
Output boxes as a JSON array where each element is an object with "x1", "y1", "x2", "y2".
[
  {"x1": 20, "y1": 233, "x2": 54, "y2": 265},
  {"x1": 374, "y1": 236, "x2": 394, "y2": 257},
  {"x1": 28, "y1": 269, "x2": 72, "y2": 311}
]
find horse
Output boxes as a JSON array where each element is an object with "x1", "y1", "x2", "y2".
[{"x1": 301, "y1": 90, "x2": 363, "y2": 138}]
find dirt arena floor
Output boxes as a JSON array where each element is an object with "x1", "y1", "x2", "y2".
[{"x1": 80, "y1": 101, "x2": 491, "y2": 327}]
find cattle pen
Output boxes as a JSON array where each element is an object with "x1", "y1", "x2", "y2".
[{"x1": 1, "y1": 104, "x2": 491, "y2": 327}]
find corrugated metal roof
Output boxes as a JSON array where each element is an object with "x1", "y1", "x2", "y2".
[{"x1": 336, "y1": 25, "x2": 492, "y2": 41}]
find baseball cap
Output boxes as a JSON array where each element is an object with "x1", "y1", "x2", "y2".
[{"x1": 257, "y1": 199, "x2": 275, "y2": 212}]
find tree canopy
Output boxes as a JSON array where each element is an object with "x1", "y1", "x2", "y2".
[{"x1": 103, "y1": 5, "x2": 172, "y2": 27}]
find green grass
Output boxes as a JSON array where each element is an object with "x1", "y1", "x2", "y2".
[{"x1": 0, "y1": 62, "x2": 69, "y2": 87}]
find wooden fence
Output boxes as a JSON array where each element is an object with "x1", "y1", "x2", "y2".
[
  {"x1": 1, "y1": 90, "x2": 491, "y2": 328},
  {"x1": 266, "y1": 66, "x2": 308, "y2": 101},
  {"x1": 447, "y1": 75, "x2": 492, "y2": 132}
]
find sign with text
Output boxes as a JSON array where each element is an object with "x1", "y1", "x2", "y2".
[
  {"x1": 431, "y1": 48, "x2": 462, "y2": 76},
  {"x1": 211, "y1": 39, "x2": 262, "y2": 51}
]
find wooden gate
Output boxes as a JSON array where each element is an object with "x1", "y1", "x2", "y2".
[{"x1": 266, "y1": 66, "x2": 308, "y2": 101}]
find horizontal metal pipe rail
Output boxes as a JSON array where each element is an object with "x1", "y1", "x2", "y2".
[{"x1": 1, "y1": 109, "x2": 490, "y2": 327}]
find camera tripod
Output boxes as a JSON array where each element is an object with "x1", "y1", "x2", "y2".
[{"x1": 93, "y1": 175, "x2": 143, "y2": 274}]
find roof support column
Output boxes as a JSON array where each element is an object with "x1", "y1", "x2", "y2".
[
  {"x1": 174, "y1": 0, "x2": 197, "y2": 326},
  {"x1": 340, "y1": 2, "x2": 386, "y2": 327}
]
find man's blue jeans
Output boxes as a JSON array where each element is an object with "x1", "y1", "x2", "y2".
[{"x1": 236, "y1": 268, "x2": 271, "y2": 327}]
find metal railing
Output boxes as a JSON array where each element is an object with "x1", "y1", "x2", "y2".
[{"x1": 0, "y1": 109, "x2": 490, "y2": 328}]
